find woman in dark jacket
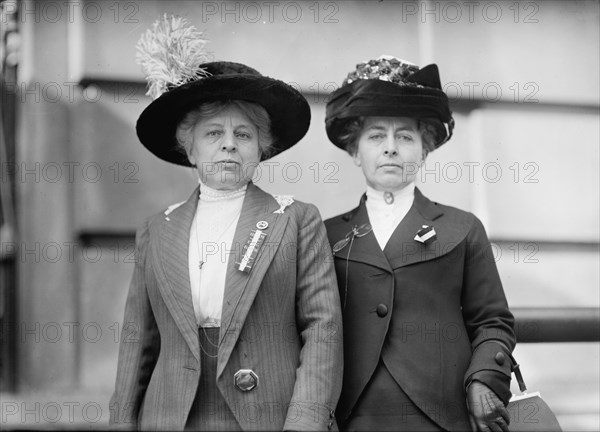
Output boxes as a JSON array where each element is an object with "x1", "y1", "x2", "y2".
[{"x1": 324, "y1": 56, "x2": 515, "y2": 432}]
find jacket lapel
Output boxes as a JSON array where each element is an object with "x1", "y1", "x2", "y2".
[
  {"x1": 153, "y1": 187, "x2": 200, "y2": 361},
  {"x1": 383, "y1": 187, "x2": 445, "y2": 269},
  {"x1": 217, "y1": 183, "x2": 287, "y2": 377},
  {"x1": 332, "y1": 195, "x2": 392, "y2": 273}
]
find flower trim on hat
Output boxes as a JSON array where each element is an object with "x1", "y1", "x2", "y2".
[{"x1": 343, "y1": 55, "x2": 422, "y2": 87}]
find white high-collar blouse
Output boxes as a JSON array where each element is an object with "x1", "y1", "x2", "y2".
[
  {"x1": 365, "y1": 183, "x2": 416, "y2": 250},
  {"x1": 188, "y1": 182, "x2": 246, "y2": 327}
]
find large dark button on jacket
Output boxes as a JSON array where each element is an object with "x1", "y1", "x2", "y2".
[{"x1": 376, "y1": 304, "x2": 388, "y2": 317}]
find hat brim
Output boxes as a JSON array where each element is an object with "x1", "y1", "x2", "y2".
[
  {"x1": 137, "y1": 74, "x2": 311, "y2": 166},
  {"x1": 325, "y1": 79, "x2": 454, "y2": 150}
]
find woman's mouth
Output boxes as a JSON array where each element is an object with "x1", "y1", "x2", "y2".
[{"x1": 216, "y1": 160, "x2": 240, "y2": 170}]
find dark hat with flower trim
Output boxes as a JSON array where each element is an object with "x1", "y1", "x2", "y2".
[
  {"x1": 325, "y1": 55, "x2": 454, "y2": 150},
  {"x1": 135, "y1": 15, "x2": 310, "y2": 167}
]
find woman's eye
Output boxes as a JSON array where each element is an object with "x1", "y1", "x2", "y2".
[
  {"x1": 397, "y1": 134, "x2": 414, "y2": 142},
  {"x1": 236, "y1": 132, "x2": 251, "y2": 140},
  {"x1": 207, "y1": 130, "x2": 222, "y2": 137},
  {"x1": 369, "y1": 133, "x2": 385, "y2": 140}
]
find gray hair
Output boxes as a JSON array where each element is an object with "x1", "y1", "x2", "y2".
[{"x1": 175, "y1": 100, "x2": 274, "y2": 162}]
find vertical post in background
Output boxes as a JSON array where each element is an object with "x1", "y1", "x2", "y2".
[
  {"x1": 0, "y1": 0, "x2": 19, "y2": 393},
  {"x1": 15, "y1": 0, "x2": 79, "y2": 390},
  {"x1": 417, "y1": 0, "x2": 435, "y2": 66}
]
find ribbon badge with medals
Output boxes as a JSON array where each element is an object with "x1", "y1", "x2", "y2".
[{"x1": 237, "y1": 195, "x2": 294, "y2": 273}]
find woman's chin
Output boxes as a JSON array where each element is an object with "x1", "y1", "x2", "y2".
[
  {"x1": 200, "y1": 176, "x2": 239, "y2": 190},
  {"x1": 371, "y1": 179, "x2": 412, "y2": 192}
]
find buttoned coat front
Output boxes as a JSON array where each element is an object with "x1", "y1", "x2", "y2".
[
  {"x1": 109, "y1": 183, "x2": 343, "y2": 431},
  {"x1": 325, "y1": 188, "x2": 515, "y2": 431}
]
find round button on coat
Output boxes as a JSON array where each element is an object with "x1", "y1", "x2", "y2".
[
  {"x1": 376, "y1": 304, "x2": 388, "y2": 317},
  {"x1": 494, "y1": 352, "x2": 506, "y2": 365}
]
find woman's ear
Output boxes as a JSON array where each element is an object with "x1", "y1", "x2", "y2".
[
  {"x1": 186, "y1": 143, "x2": 196, "y2": 165},
  {"x1": 352, "y1": 152, "x2": 361, "y2": 167}
]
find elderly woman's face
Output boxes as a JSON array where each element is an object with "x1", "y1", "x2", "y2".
[
  {"x1": 188, "y1": 105, "x2": 261, "y2": 190},
  {"x1": 353, "y1": 117, "x2": 425, "y2": 192}
]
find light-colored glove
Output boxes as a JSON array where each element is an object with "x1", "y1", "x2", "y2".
[{"x1": 466, "y1": 381, "x2": 510, "y2": 432}]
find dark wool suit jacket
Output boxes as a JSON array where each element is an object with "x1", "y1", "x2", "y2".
[
  {"x1": 109, "y1": 183, "x2": 343, "y2": 431},
  {"x1": 325, "y1": 188, "x2": 515, "y2": 431}
]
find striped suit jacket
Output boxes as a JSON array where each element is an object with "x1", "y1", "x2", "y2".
[{"x1": 109, "y1": 183, "x2": 343, "y2": 431}]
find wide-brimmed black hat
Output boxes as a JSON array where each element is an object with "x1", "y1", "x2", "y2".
[
  {"x1": 135, "y1": 16, "x2": 310, "y2": 166},
  {"x1": 325, "y1": 56, "x2": 454, "y2": 150},
  {"x1": 137, "y1": 61, "x2": 311, "y2": 166}
]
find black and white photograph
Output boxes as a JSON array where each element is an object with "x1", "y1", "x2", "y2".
[{"x1": 1, "y1": 1, "x2": 599, "y2": 430}]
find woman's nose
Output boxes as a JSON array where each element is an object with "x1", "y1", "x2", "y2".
[
  {"x1": 383, "y1": 137, "x2": 398, "y2": 156},
  {"x1": 221, "y1": 134, "x2": 237, "y2": 152}
]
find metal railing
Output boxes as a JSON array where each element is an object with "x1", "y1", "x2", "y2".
[{"x1": 513, "y1": 307, "x2": 600, "y2": 343}]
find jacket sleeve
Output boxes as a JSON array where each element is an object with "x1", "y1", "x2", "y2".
[
  {"x1": 109, "y1": 219, "x2": 161, "y2": 430},
  {"x1": 461, "y1": 216, "x2": 516, "y2": 406},
  {"x1": 283, "y1": 204, "x2": 344, "y2": 431}
]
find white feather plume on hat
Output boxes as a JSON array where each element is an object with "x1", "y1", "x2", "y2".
[{"x1": 136, "y1": 14, "x2": 210, "y2": 100}]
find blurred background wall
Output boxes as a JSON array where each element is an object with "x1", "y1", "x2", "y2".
[{"x1": 1, "y1": 0, "x2": 599, "y2": 429}]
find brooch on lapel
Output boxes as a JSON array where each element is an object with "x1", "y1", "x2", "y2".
[
  {"x1": 333, "y1": 223, "x2": 373, "y2": 253},
  {"x1": 163, "y1": 201, "x2": 185, "y2": 221},
  {"x1": 273, "y1": 195, "x2": 294, "y2": 214},
  {"x1": 236, "y1": 221, "x2": 269, "y2": 273},
  {"x1": 414, "y1": 225, "x2": 437, "y2": 245}
]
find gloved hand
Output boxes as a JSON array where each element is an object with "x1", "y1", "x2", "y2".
[{"x1": 466, "y1": 381, "x2": 510, "y2": 432}]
